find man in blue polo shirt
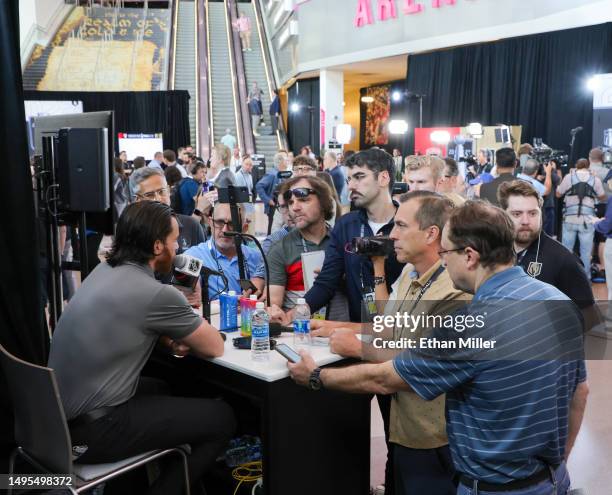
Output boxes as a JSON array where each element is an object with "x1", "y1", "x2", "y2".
[
  {"x1": 288, "y1": 200, "x2": 588, "y2": 495},
  {"x1": 185, "y1": 203, "x2": 265, "y2": 301}
]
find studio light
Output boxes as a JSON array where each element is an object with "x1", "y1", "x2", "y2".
[
  {"x1": 290, "y1": 102, "x2": 300, "y2": 113},
  {"x1": 361, "y1": 96, "x2": 374, "y2": 104},
  {"x1": 467, "y1": 122, "x2": 483, "y2": 138},
  {"x1": 430, "y1": 130, "x2": 451, "y2": 145},
  {"x1": 391, "y1": 90, "x2": 402, "y2": 102},
  {"x1": 389, "y1": 120, "x2": 409, "y2": 135},
  {"x1": 587, "y1": 75, "x2": 601, "y2": 91},
  {"x1": 336, "y1": 124, "x2": 352, "y2": 144}
]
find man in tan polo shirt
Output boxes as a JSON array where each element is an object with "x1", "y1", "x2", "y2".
[{"x1": 312, "y1": 191, "x2": 471, "y2": 494}]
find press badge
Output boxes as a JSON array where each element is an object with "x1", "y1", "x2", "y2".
[{"x1": 362, "y1": 290, "x2": 378, "y2": 317}]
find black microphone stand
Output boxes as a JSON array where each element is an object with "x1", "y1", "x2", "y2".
[
  {"x1": 224, "y1": 231, "x2": 271, "y2": 304},
  {"x1": 201, "y1": 272, "x2": 211, "y2": 322},
  {"x1": 569, "y1": 129, "x2": 580, "y2": 168}
]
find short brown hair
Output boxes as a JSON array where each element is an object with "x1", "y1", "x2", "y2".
[
  {"x1": 281, "y1": 175, "x2": 335, "y2": 221},
  {"x1": 404, "y1": 155, "x2": 445, "y2": 182},
  {"x1": 293, "y1": 155, "x2": 317, "y2": 170},
  {"x1": 589, "y1": 148, "x2": 604, "y2": 162},
  {"x1": 518, "y1": 143, "x2": 533, "y2": 155},
  {"x1": 400, "y1": 190, "x2": 454, "y2": 235},
  {"x1": 447, "y1": 201, "x2": 515, "y2": 269},
  {"x1": 497, "y1": 180, "x2": 544, "y2": 210},
  {"x1": 163, "y1": 149, "x2": 176, "y2": 162},
  {"x1": 575, "y1": 158, "x2": 589, "y2": 170}
]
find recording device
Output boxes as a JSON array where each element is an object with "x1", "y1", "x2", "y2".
[
  {"x1": 233, "y1": 336, "x2": 277, "y2": 350},
  {"x1": 530, "y1": 147, "x2": 568, "y2": 167},
  {"x1": 351, "y1": 236, "x2": 395, "y2": 256},
  {"x1": 218, "y1": 186, "x2": 250, "y2": 203},
  {"x1": 172, "y1": 254, "x2": 224, "y2": 289},
  {"x1": 392, "y1": 182, "x2": 408, "y2": 195},
  {"x1": 275, "y1": 343, "x2": 301, "y2": 363},
  {"x1": 278, "y1": 171, "x2": 293, "y2": 180}
]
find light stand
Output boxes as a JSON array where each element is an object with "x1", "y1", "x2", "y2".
[
  {"x1": 569, "y1": 127, "x2": 582, "y2": 168},
  {"x1": 223, "y1": 231, "x2": 271, "y2": 304}
]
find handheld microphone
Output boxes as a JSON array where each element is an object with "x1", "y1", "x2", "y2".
[{"x1": 173, "y1": 254, "x2": 225, "y2": 290}]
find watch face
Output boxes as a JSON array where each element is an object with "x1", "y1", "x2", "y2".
[{"x1": 309, "y1": 377, "x2": 321, "y2": 391}]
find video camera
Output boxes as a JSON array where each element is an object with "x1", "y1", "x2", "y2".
[
  {"x1": 530, "y1": 146, "x2": 568, "y2": 167},
  {"x1": 351, "y1": 236, "x2": 395, "y2": 256}
]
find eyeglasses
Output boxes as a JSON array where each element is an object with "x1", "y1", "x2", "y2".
[
  {"x1": 282, "y1": 187, "x2": 317, "y2": 202},
  {"x1": 137, "y1": 187, "x2": 169, "y2": 200},
  {"x1": 294, "y1": 166, "x2": 317, "y2": 174},
  {"x1": 212, "y1": 219, "x2": 233, "y2": 229},
  {"x1": 438, "y1": 246, "x2": 466, "y2": 258}
]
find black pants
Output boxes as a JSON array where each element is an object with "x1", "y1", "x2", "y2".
[
  {"x1": 393, "y1": 443, "x2": 456, "y2": 495},
  {"x1": 376, "y1": 394, "x2": 395, "y2": 495},
  {"x1": 70, "y1": 378, "x2": 236, "y2": 494}
]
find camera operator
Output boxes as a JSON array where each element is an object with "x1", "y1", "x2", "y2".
[{"x1": 516, "y1": 158, "x2": 552, "y2": 197}]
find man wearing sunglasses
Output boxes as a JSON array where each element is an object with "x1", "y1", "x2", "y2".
[
  {"x1": 185, "y1": 203, "x2": 266, "y2": 301},
  {"x1": 267, "y1": 176, "x2": 348, "y2": 319}
]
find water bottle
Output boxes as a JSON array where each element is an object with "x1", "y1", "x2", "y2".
[
  {"x1": 220, "y1": 290, "x2": 238, "y2": 331},
  {"x1": 293, "y1": 298, "x2": 311, "y2": 349},
  {"x1": 251, "y1": 302, "x2": 270, "y2": 362}
]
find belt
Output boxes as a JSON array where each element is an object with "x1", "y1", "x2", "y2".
[
  {"x1": 68, "y1": 406, "x2": 115, "y2": 430},
  {"x1": 459, "y1": 466, "x2": 554, "y2": 492}
]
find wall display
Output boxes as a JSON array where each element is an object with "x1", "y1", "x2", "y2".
[
  {"x1": 24, "y1": 99, "x2": 83, "y2": 155},
  {"x1": 363, "y1": 84, "x2": 391, "y2": 146},
  {"x1": 117, "y1": 132, "x2": 163, "y2": 160}
]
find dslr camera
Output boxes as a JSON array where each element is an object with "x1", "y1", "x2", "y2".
[{"x1": 351, "y1": 236, "x2": 394, "y2": 256}]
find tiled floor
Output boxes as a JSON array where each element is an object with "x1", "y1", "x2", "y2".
[{"x1": 369, "y1": 283, "x2": 612, "y2": 492}]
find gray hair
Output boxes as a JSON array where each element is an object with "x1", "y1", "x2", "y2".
[
  {"x1": 324, "y1": 151, "x2": 337, "y2": 162},
  {"x1": 523, "y1": 159, "x2": 540, "y2": 176},
  {"x1": 273, "y1": 151, "x2": 287, "y2": 168},
  {"x1": 131, "y1": 167, "x2": 165, "y2": 194}
]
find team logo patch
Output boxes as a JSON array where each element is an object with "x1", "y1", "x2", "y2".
[{"x1": 527, "y1": 261, "x2": 542, "y2": 277}]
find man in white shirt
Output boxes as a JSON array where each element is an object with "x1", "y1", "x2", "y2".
[{"x1": 148, "y1": 151, "x2": 163, "y2": 170}]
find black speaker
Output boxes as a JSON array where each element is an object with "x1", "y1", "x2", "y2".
[{"x1": 56, "y1": 127, "x2": 110, "y2": 212}]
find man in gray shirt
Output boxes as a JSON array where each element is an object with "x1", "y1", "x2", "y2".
[{"x1": 48, "y1": 201, "x2": 235, "y2": 495}]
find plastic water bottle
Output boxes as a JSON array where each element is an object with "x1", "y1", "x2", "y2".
[
  {"x1": 251, "y1": 302, "x2": 270, "y2": 362},
  {"x1": 293, "y1": 298, "x2": 311, "y2": 349},
  {"x1": 220, "y1": 290, "x2": 238, "y2": 331}
]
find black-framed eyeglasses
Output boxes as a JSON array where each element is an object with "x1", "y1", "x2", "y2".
[
  {"x1": 212, "y1": 219, "x2": 233, "y2": 229},
  {"x1": 438, "y1": 246, "x2": 466, "y2": 257},
  {"x1": 282, "y1": 187, "x2": 317, "y2": 202}
]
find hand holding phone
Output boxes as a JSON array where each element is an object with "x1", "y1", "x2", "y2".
[{"x1": 275, "y1": 343, "x2": 301, "y2": 363}]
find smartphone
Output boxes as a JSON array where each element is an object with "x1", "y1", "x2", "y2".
[{"x1": 275, "y1": 343, "x2": 301, "y2": 363}]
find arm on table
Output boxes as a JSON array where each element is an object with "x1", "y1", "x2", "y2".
[{"x1": 179, "y1": 319, "x2": 225, "y2": 358}]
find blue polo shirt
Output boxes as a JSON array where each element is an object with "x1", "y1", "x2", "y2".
[
  {"x1": 185, "y1": 241, "x2": 266, "y2": 301},
  {"x1": 393, "y1": 267, "x2": 586, "y2": 483}
]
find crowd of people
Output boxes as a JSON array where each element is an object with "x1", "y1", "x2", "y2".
[{"x1": 47, "y1": 139, "x2": 607, "y2": 495}]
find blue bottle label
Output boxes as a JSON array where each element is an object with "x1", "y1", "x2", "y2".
[
  {"x1": 293, "y1": 319, "x2": 310, "y2": 335},
  {"x1": 252, "y1": 323, "x2": 269, "y2": 339}
]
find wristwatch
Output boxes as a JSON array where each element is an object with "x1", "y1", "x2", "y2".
[
  {"x1": 373, "y1": 276, "x2": 386, "y2": 286},
  {"x1": 193, "y1": 208, "x2": 203, "y2": 217},
  {"x1": 309, "y1": 367, "x2": 323, "y2": 391}
]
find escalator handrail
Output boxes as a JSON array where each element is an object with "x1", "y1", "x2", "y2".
[{"x1": 197, "y1": 0, "x2": 211, "y2": 158}]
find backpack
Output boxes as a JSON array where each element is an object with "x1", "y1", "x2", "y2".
[
  {"x1": 170, "y1": 177, "x2": 190, "y2": 213},
  {"x1": 566, "y1": 171, "x2": 596, "y2": 216}
]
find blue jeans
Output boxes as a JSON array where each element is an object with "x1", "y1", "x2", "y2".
[
  {"x1": 562, "y1": 221, "x2": 594, "y2": 279},
  {"x1": 457, "y1": 462, "x2": 570, "y2": 495}
]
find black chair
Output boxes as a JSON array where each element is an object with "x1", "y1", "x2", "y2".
[{"x1": 0, "y1": 344, "x2": 191, "y2": 494}]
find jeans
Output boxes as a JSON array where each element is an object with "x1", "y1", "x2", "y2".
[
  {"x1": 457, "y1": 462, "x2": 570, "y2": 495},
  {"x1": 393, "y1": 443, "x2": 456, "y2": 495},
  {"x1": 562, "y1": 221, "x2": 594, "y2": 279}
]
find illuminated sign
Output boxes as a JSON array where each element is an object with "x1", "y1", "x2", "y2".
[{"x1": 354, "y1": 0, "x2": 471, "y2": 28}]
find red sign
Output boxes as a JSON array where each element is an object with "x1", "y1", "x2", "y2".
[
  {"x1": 320, "y1": 108, "x2": 326, "y2": 147},
  {"x1": 355, "y1": 0, "x2": 464, "y2": 28},
  {"x1": 414, "y1": 127, "x2": 461, "y2": 156}
]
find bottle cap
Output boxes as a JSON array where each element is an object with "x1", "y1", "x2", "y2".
[
  {"x1": 229, "y1": 290, "x2": 237, "y2": 296},
  {"x1": 256, "y1": 302, "x2": 265, "y2": 309},
  {"x1": 250, "y1": 295, "x2": 258, "y2": 300},
  {"x1": 297, "y1": 298, "x2": 306, "y2": 305}
]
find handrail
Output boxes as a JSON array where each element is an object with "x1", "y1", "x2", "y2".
[
  {"x1": 227, "y1": 0, "x2": 255, "y2": 155},
  {"x1": 167, "y1": 0, "x2": 178, "y2": 90},
  {"x1": 252, "y1": 0, "x2": 289, "y2": 151},
  {"x1": 196, "y1": 0, "x2": 211, "y2": 157},
  {"x1": 222, "y1": 0, "x2": 244, "y2": 153}
]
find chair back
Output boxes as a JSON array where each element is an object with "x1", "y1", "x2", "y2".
[{"x1": 0, "y1": 343, "x2": 73, "y2": 474}]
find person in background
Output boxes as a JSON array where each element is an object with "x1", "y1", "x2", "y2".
[
  {"x1": 234, "y1": 155, "x2": 255, "y2": 231},
  {"x1": 262, "y1": 187, "x2": 295, "y2": 254},
  {"x1": 404, "y1": 155, "x2": 445, "y2": 192},
  {"x1": 392, "y1": 149, "x2": 403, "y2": 180},
  {"x1": 113, "y1": 157, "x2": 128, "y2": 218},
  {"x1": 323, "y1": 151, "x2": 345, "y2": 199},
  {"x1": 270, "y1": 89, "x2": 281, "y2": 134},
  {"x1": 148, "y1": 151, "x2": 164, "y2": 170},
  {"x1": 177, "y1": 162, "x2": 207, "y2": 216},
  {"x1": 164, "y1": 149, "x2": 186, "y2": 178},
  {"x1": 165, "y1": 164, "x2": 183, "y2": 192},
  {"x1": 595, "y1": 184, "x2": 612, "y2": 302},
  {"x1": 236, "y1": 11, "x2": 252, "y2": 52},
  {"x1": 209, "y1": 144, "x2": 236, "y2": 188},
  {"x1": 588, "y1": 148, "x2": 609, "y2": 278},
  {"x1": 476, "y1": 149, "x2": 492, "y2": 174},
  {"x1": 128, "y1": 156, "x2": 146, "y2": 202},
  {"x1": 476, "y1": 147, "x2": 517, "y2": 206},
  {"x1": 557, "y1": 158, "x2": 607, "y2": 279},
  {"x1": 176, "y1": 147, "x2": 185, "y2": 165},
  {"x1": 220, "y1": 128, "x2": 237, "y2": 152},
  {"x1": 256, "y1": 151, "x2": 288, "y2": 216},
  {"x1": 516, "y1": 158, "x2": 552, "y2": 197},
  {"x1": 292, "y1": 155, "x2": 341, "y2": 224},
  {"x1": 230, "y1": 148, "x2": 242, "y2": 173},
  {"x1": 118, "y1": 150, "x2": 128, "y2": 168},
  {"x1": 518, "y1": 143, "x2": 534, "y2": 171},
  {"x1": 248, "y1": 82, "x2": 265, "y2": 131},
  {"x1": 541, "y1": 159, "x2": 562, "y2": 237}
]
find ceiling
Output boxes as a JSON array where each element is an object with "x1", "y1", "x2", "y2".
[{"x1": 292, "y1": 54, "x2": 408, "y2": 93}]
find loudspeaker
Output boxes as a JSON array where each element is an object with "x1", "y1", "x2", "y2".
[{"x1": 56, "y1": 127, "x2": 110, "y2": 212}]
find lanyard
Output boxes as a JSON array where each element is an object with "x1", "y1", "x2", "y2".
[{"x1": 208, "y1": 240, "x2": 251, "y2": 280}]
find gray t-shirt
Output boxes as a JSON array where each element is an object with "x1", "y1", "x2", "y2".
[{"x1": 48, "y1": 262, "x2": 201, "y2": 419}]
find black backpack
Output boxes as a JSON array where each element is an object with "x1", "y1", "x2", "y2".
[
  {"x1": 567, "y1": 171, "x2": 596, "y2": 216},
  {"x1": 170, "y1": 178, "x2": 190, "y2": 213}
]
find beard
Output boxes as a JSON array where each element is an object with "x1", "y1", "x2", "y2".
[{"x1": 515, "y1": 228, "x2": 540, "y2": 248}]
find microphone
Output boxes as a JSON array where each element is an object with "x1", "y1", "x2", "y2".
[
  {"x1": 570, "y1": 126, "x2": 583, "y2": 134},
  {"x1": 172, "y1": 254, "x2": 225, "y2": 290}
]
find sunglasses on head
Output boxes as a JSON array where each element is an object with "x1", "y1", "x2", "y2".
[{"x1": 282, "y1": 187, "x2": 316, "y2": 202}]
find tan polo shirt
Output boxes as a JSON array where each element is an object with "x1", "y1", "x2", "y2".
[{"x1": 387, "y1": 260, "x2": 472, "y2": 450}]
